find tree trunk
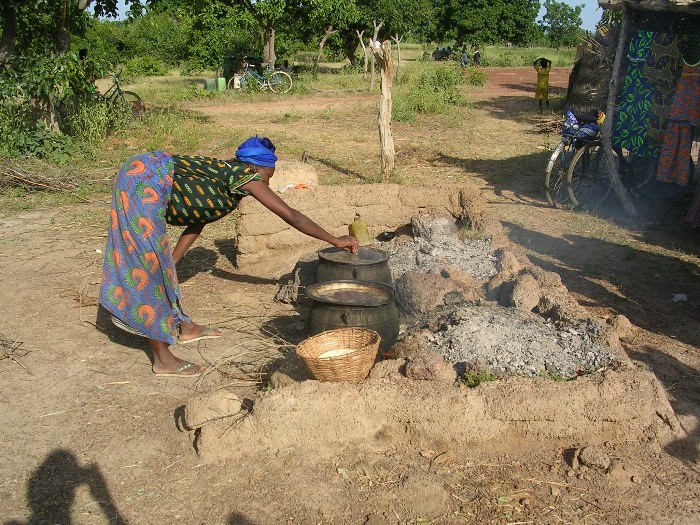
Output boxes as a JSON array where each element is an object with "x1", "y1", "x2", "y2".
[
  {"x1": 356, "y1": 30, "x2": 367, "y2": 79},
  {"x1": 314, "y1": 26, "x2": 337, "y2": 74},
  {"x1": 0, "y1": 1, "x2": 17, "y2": 62},
  {"x1": 369, "y1": 20, "x2": 383, "y2": 92},
  {"x1": 601, "y1": 3, "x2": 637, "y2": 217},
  {"x1": 372, "y1": 40, "x2": 395, "y2": 180},
  {"x1": 391, "y1": 33, "x2": 402, "y2": 78},
  {"x1": 262, "y1": 25, "x2": 276, "y2": 69}
]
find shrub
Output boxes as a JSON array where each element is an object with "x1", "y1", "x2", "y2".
[
  {"x1": 123, "y1": 56, "x2": 168, "y2": 77},
  {"x1": 63, "y1": 96, "x2": 111, "y2": 144},
  {"x1": 466, "y1": 67, "x2": 488, "y2": 86},
  {"x1": 393, "y1": 62, "x2": 464, "y2": 121}
]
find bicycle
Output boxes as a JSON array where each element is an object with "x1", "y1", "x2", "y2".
[
  {"x1": 226, "y1": 57, "x2": 293, "y2": 94},
  {"x1": 567, "y1": 128, "x2": 697, "y2": 209},
  {"x1": 544, "y1": 110, "x2": 603, "y2": 207},
  {"x1": 97, "y1": 70, "x2": 144, "y2": 119}
]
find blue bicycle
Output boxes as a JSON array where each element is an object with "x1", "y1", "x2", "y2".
[{"x1": 227, "y1": 57, "x2": 293, "y2": 94}]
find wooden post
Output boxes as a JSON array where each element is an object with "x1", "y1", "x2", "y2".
[
  {"x1": 600, "y1": 2, "x2": 637, "y2": 217},
  {"x1": 369, "y1": 20, "x2": 383, "y2": 92},
  {"x1": 356, "y1": 30, "x2": 368, "y2": 79},
  {"x1": 372, "y1": 40, "x2": 395, "y2": 180}
]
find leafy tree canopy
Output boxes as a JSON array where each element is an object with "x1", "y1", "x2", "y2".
[{"x1": 539, "y1": 0, "x2": 583, "y2": 48}]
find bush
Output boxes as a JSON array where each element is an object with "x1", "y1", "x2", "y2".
[
  {"x1": 0, "y1": 103, "x2": 77, "y2": 163},
  {"x1": 393, "y1": 62, "x2": 464, "y2": 121},
  {"x1": 466, "y1": 67, "x2": 488, "y2": 86},
  {"x1": 63, "y1": 96, "x2": 111, "y2": 144},
  {"x1": 123, "y1": 56, "x2": 169, "y2": 77}
]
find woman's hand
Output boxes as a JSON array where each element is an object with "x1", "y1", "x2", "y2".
[{"x1": 333, "y1": 235, "x2": 359, "y2": 254}]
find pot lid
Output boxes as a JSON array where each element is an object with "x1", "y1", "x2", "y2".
[
  {"x1": 317, "y1": 246, "x2": 389, "y2": 266},
  {"x1": 305, "y1": 280, "x2": 394, "y2": 306}
]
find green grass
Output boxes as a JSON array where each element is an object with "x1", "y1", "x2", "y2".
[{"x1": 461, "y1": 369, "x2": 499, "y2": 388}]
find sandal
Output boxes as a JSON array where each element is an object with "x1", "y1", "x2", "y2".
[{"x1": 152, "y1": 362, "x2": 203, "y2": 377}]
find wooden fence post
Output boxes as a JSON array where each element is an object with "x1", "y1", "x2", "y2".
[
  {"x1": 600, "y1": 2, "x2": 637, "y2": 217},
  {"x1": 372, "y1": 40, "x2": 395, "y2": 180}
]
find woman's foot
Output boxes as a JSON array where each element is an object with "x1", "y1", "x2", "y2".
[
  {"x1": 178, "y1": 322, "x2": 224, "y2": 345},
  {"x1": 152, "y1": 360, "x2": 204, "y2": 377}
]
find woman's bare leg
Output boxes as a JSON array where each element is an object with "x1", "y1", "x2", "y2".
[
  {"x1": 178, "y1": 320, "x2": 224, "y2": 342},
  {"x1": 149, "y1": 339, "x2": 203, "y2": 375}
]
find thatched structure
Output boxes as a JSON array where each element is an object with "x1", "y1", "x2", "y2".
[{"x1": 565, "y1": 0, "x2": 700, "y2": 216}]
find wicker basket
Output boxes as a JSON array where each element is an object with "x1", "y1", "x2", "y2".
[{"x1": 296, "y1": 328, "x2": 381, "y2": 384}]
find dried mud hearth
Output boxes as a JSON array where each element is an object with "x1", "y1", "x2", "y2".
[{"x1": 185, "y1": 199, "x2": 685, "y2": 462}]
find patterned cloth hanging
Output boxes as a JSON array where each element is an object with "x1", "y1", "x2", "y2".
[
  {"x1": 612, "y1": 31, "x2": 655, "y2": 156},
  {"x1": 656, "y1": 60, "x2": 700, "y2": 188}
]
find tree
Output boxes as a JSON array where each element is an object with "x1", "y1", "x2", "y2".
[
  {"x1": 0, "y1": 0, "x2": 144, "y2": 61},
  {"x1": 539, "y1": 0, "x2": 584, "y2": 48},
  {"x1": 432, "y1": 0, "x2": 503, "y2": 47},
  {"x1": 499, "y1": 0, "x2": 540, "y2": 46}
]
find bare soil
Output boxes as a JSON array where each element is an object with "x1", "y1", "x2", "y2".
[{"x1": 1, "y1": 67, "x2": 699, "y2": 525}]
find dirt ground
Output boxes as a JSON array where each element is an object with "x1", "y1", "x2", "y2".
[{"x1": 1, "y1": 67, "x2": 699, "y2": 525}]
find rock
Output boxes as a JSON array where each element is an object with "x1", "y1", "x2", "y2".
[
  {"x1": 411, "y1": 213, "x2": 459, "y2": 242},
  {"x1": 391, "y1": 330, "x2": 433, "y2": 361},
  {"x1": 184, "y1": 390, "x2": 245, "y2": 429},
  {"x1": 495, "y1": 248, "x2": 521, "y2": 276},
  {"x1": 395, "y1": 270, "x2": 483, "y2": 318},
  {"x1": 405, "y1": 348, "x2": 457, "y2": 382},
  {"x1": 578, "y1": 446, "x2": 611, "y2": 471},
  {"x1": 509, "y1": 273, "x2": 541, "y2": 312},
  {"x1": 611, "y1": 314, "x2": 634, "y2": 339}
]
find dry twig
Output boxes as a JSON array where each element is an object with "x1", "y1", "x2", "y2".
[{"x1": 0, "y1": 332, "x2": 31, "y2": 374}]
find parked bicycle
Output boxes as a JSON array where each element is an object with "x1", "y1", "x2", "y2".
[
  {"x1": 227, "y1": 57, "x2": 293, "y2": 94},
  {"x1": 97, "y1": 70, "x2": 144, "y2": 118},
  {"x1": 544, "y1": 109, "x2": 604, "y2": 207},
  {"x1": 567, "y1": 129, "x2": 696, "y2": 209}
]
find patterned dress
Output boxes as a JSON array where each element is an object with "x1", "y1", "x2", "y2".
[
  {"x1": 99, "y1": 152, "x2": 261, "y2": 344},
  {"x1": 534, "y1": 64, "x2": 551, "y2": 101}
]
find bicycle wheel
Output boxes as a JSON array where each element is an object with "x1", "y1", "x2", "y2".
[
  {"x1": 544, "y1": 140, "x2": 574, "y2": 207},
  {"x1": 112, "y1": 90, "x2": 144, "y2": 119},
  {"x1": 567, "y1": 141, "x2": 613, "y2": 209},
  {"x1": 628, "y1": 154, "x2": 686, "y2": 200},
  {"x1": 268, "y1": 71, "x2": 292, "y2": 94}
]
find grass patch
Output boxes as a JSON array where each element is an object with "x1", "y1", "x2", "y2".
[{"x1": 461, "y1": 369, "x2": 498, "y2": 388}]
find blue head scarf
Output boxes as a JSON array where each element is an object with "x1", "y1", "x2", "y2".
[{"x1": 235, "y1": 136, "x2": 277, "y2": 167}]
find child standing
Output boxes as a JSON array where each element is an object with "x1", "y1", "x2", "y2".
[{"x1": 534, "y1": 57, "x2": 552, "y2": 112}]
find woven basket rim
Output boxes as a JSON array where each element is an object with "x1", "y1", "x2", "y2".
[{"x1": 296, "y1": 328, "x2": 380, "y2": 383}]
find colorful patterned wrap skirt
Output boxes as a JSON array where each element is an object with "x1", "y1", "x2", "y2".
[{"x1": 99, "y1": 151, "x2": 190, "y2": 344}]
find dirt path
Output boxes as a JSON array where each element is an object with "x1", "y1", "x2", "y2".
[{"x1": 1, "y1": 68, "x2": 699, "y2": 525}]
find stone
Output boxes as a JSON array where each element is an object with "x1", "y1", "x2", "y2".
[
  {"x1": 509, "y1": 273, "x2": 541, "y2": 312},
  {"x1": 411, "y1": 213, "x2": 459, "y2": 242},
  {"x1": 405, "y1": 348, "x2": 456, "y2": 382},
  {"x1": 578, "y1": 446, "x2": 611, "y2": 471}
]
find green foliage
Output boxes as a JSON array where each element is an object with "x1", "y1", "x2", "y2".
[
  {"x1": 393, "y1": 62, "x2": 464, "y2": 122},
  {"x1": 461, "y1": 369, "x2": 498, "y2": 388},
  {"x1": 466, "y1": 67, "x2": 488, "y2": 86},
  {"x1": 0, "y1": 111, "x2": 77, "y2": 164},
  {"x1": 123, "y1": 56, "x2": 169, "y2": 77},
  {"x1": 63, "y1": 97, "x2": 111, "y2": 144},
  {"x1": 539, "y1": 0, "x2": 584, "y2": 48}
]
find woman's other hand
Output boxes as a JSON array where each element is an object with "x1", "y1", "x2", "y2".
[{"x1": 333, "y1": 235, "x2": 359, "y2": 253}]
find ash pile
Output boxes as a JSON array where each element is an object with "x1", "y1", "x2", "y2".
[{"x1": 380, "y1": 214, "x2": 625, "y2": 379}]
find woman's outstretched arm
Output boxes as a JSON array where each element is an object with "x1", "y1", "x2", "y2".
[{"x1": 243, "y1": 180, "x2": 358, "y2": 253}]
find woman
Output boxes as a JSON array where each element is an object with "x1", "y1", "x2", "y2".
[
  {"x1": 534, "y1": 57, "x2": 552, "y2": 113},
  {"x1": 99, "y1": 136, "x2": 359, "y2": 377}
]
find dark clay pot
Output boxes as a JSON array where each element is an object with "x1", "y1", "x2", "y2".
[
  {"x1": 305, "y1": 280, "x2": 399, "y2": 352},
  {"x1": 315, "y1": 246, "x2": 393, "y2": 287}
]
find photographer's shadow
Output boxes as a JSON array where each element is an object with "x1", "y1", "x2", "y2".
[{"x1": 5, "y1": 449, "x2": 127, "y2": 525}]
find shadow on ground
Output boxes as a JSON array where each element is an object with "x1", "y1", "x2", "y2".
[{"x1": 4, "y1": 449, "x2": 127, "y2": 525}]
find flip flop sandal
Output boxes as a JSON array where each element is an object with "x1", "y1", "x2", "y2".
[
  {"x1": 153, "y1": 362, "x2": 203, "y2": 377},
  {"x1": 178, "y1": 326, "x2": 224, "y2": 345}
]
